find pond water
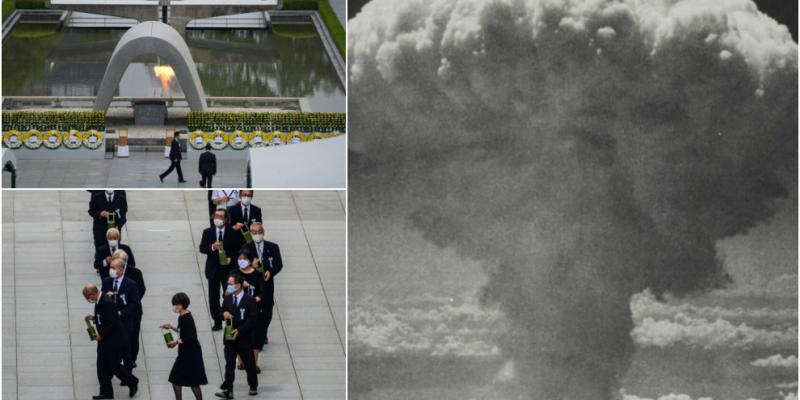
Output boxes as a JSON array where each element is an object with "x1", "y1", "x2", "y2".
[{"x1": 2, "y1": 23, "x2": 344, "y2": 111}]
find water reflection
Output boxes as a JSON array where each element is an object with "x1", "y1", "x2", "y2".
[{"x1": 2, "y1": 24, "x2": 344, "y2": 111}]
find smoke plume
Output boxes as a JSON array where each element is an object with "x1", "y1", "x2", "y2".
[{"x1": 348, "y1": 0, "x2": 797, "y2": 398}]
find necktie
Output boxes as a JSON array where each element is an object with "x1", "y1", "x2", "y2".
[
  {"x1": 244, "y1": 206, "x2": 249, "y2": 223},
  {"x1": 113, "y1": 280, "x2": 118, "y2": 292},
  {"x1": 218, "y1": 229, "x2": 222, "y2": 241},
  {"x1": 108, "y1": 195, "x2": 112, "y2": 203},
  {"x1": 234, "y1": 296, "x2": 239, "y2": 308}
]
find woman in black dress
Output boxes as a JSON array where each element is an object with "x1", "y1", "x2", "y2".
[
  {"x1": 235, "y1": 250, "x2": 266, "y2": 373},
  {"x1": 161, "y1": 292, "x2": 208, "y2": 399}
]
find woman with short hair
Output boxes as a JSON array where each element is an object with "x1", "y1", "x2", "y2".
[{"x1": 161, "y1": 292, "x2": 208, "y2": 399}]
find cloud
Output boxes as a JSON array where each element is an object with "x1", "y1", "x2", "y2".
[
  {"x1": 776, "y1": 382, "x2": 799, "y2": 390},
  {"x1": 631, "y1": 290, "x2": 797, "y2": 324},
  {"x1": 350, "y1": 0, "x2": 797, "y2": 397},
  {"x1": 631, "y1": 314, "x2": 797, "y2": 349},
  {"x1": 750, "y1": 354, "x2": 798, "y2": 368},
  {"x1": 620, "y1": 390, "x2": 713, "y2": 400}
]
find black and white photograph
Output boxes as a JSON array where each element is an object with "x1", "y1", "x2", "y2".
[{"x1": 348, "y1": 0, "x2": 798, "y2": 399}]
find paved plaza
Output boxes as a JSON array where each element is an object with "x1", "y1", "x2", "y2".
[
  {"x1": 2, "y1": 190, "x2": 346, "y2": 399},
  {"x1": 5, "y1": 153, "x2": 248, "y2": 188}
]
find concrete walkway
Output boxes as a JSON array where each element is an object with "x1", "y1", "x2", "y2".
[
  {"x1": 2, "y1": 190, "x2": 345, "y2": 400},
  {"x1": 5, "y1": 153, "x2": 248, "y2": 188}
]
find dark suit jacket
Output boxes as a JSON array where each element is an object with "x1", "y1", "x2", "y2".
[
  {"x1": 88, "y1": 192, "x2": 128, "y2": 231},
  {"x1": 242, "y1": 240, "x2": 283, "y2": 301},
  {"x1": 199, "y1": 226, "x2": 244, "y2": 279},
  {"x1": 220, "y1": 292, "x2": 258, "y2": 347},
  {"x1": 123, "y1": 266, "x2": 146, "y2": 300},
  {"x1": 199, "y1": 151, "x2": 216, "y2": 175},
  {"x1": 101, "y1": 276, "x2": 142, "y2": 321},
  {"x1": 94, "y1": 243, "x2": 136, "y2": 275},
  {"x1": 94, "y1": 292, "x2": 128, "y2": 355},
  {"x1": 229, "y1": 203, "x2": 262, "y2": 228},
  {"x1": 169, "y1": 139, "x2": 182, "y2": 161}
]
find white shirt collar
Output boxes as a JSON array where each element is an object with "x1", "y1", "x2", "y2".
[{"x1": 234, "y1": 290, "x2": 244, "y2": 304}]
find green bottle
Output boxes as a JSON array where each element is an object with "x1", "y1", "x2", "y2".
[
  {"x1": 224, "y1": 317, "x2": 234, "y2": 341},
  {"x1": 106, "y1": 212, "x2": 116, "y2": 229},
  {"x1": 163, "y1": 329, "x2": 174, "y2": 346},
  {"x1": 217, "y1": 241, "x2": 227, "y2": 265},
  {"x1": 86, "y1": 319, "x2": 97, "y2": 341},
  {"x1": 242, "y1": 224, "x2": 252, "y2": 243}
]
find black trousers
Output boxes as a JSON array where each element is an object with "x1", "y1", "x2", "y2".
[
  {"x1": 97, "y1": 349, "x2": 138, "y2": 396},
  {"x1": 222, "y1": 343, "x2": 257, "y2": 391},
  {"x1": 208, "y1": 272, "x2": 228, "y2": 326},
  {"x1": 200, "y1": 174, "x2": 213, "y2": 188},
  {"x1": 122, "y1": 317, "x2": 141, "y2": 365},
  {"x1": 160, "y1": 159, "x2": 184, "y2": 181}
]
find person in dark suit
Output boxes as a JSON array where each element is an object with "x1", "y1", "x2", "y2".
[
  {"x1": 102, "y1": 259, "x2": 142, "y2": 373},
  {"x1": 215, "y1": 273, "x2": 259, "y2": 399},
  {"x1": 229, "y1": 190, "x2": 262, "y2": 239},
  {"x1": 89, "y1": 190, "x2": 128, "y2": 249},
  {"x1": 234, "y1": 249, "x2": 265, "y2": 373},
  {"x1": 94, "y1": 228, "x2": 137, "y2": 278},
  {"x1": 83, "y1": 284, "x2": 139, "y2": 399},
  {"x1": 110, "y1": 249, "x2": 146, "y2": 299},
  {"x1": 198, "y1": 143, "x2": 216, "y2": 188},
  {"x1": 160, "y1": 131, "x2": 187, "y2": 183},
  {"x1": 241, "y1": 223, "x2": 283, "y2": 346},
  {"x1": 161, "y1": 292, "x2": 207, "y2": 400},
  {"x1": 199, "y1": 209, "x2": 244, "y2": 331}
]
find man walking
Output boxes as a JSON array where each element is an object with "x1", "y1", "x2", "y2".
[
  {"x1": 215, "y1": 273, "x2": 259, "y2": 399},
  {"x1": 200, "y1": 209, "x2": 243, "y2": 330},
  {"x1": 83, "y1": 284, "x2": 139, "y2": 399},
  {"x1": 160, "y1": 131, "x2": 187, "y2": 183},
  {"x1": 102, "y1": 259, "x2": 143, "y2": 372}
]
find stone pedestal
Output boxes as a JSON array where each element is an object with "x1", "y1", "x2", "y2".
[{"x1": 134, "y1": 101, "x2": 167, "y2": 125}]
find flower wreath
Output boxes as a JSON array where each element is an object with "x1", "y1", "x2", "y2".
[
  {"x1": 3, "y1": 130, "x2": 23, "y2": 149},
  {"x1": 229, "y1": 130, "x2": 250, "y2": 150},
  {"x1": 43, "y1": 130, "x2": 62, "y2": 149},
  {"x1": 209, "y1": 130, "x2": 228, "y2": 150},
  {"x1": 327, "y1": 130, "x2": 344, "y2": 138},
  {"x1": 287, "y1": 130, "x2": 305, "y2": 144},
  {"x1": 270, "y1": 131, "x2": 286, "y2": 146},
  {"x1": 249, "y1": 130, "x2": 269, "y2": 147},
  {"x1": 63, "y1": 129, "x2": 83, "y2": 149},
  {"x1": 306, "y1": 132, "x2": 324, "y2": 141},
  {"x1": 83, "y1": 130, "x2": 103, "y2": 149},
  {"x1": 189, "y1": 130, "x2": 207, "y2": 150},
  {"x1": 23, "y1": 129, "x2": 44, "y2": 149}
]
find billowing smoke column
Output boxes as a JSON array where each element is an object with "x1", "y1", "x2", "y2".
[{"x1": 348, "y1": 0, "x2": 797, "y2": 398}]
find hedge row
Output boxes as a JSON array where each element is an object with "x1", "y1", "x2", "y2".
[
  {"x1": 187, "y1": 111, "x2": 345, "y2": 132},
  {"x1": 282, "y1": 0, "x2": 344, "y2": 57},
  {"x1": 2, "y1": 110, "x2": 105, "y2": 131}
]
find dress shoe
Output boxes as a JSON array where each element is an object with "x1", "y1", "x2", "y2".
[
  {"x1": 128, "y1": 379, "x2": 138, "y2": 397},
  {"x1": 215, "y1": 390, "x2": 233, "y2": 399},
  {"x1": 249, "y1": 388, "x2": 258, "y2": 396},
  {"x1": 263, "y1": 337, "x2": 268, "y2": 345},
  {"x1": 159, "y1": 175, "x2": 164, "y2": 182},
  {"x1": 179, "y1": 179, "x2": 187, "y2": 183}
]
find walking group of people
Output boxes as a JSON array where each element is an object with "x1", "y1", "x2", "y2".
[{"x1": 83, "y1": 189, "x2": 283, "y2": 400}]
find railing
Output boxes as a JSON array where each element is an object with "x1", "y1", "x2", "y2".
[{"x1": 2, "y1": 96, "x2": 306, "y2": 111}]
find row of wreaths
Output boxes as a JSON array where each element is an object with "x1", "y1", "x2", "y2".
[
  {"x1": 189, "y1": 130, "x2": 345, "y2": 150},
  {"x1": 2, "y1": 129, "x2": 104, "y2": 150}
]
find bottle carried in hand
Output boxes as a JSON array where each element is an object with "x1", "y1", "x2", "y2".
[
  {"x1": 86, "y1": 319, "x2": 97, "y2": 341},
  {"x1": 162, "y1": 328, "x2": 174, "y2": 347},
  {"x1": 242, "y1": 224, "x2": 252, "y2": 243},
  {"x1": 106, "y1": 211, "x2": 116, "y2": 229},
  {"x1": 224, "y1": 317, "x2": 234, "y2": 341},
  {"x1": 217, "y1": 241, "x2": 227, "y2": 265}
]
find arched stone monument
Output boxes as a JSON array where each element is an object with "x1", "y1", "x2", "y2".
[{"x1": 94, "y1": 21, "x2": 207, "y2": 111}]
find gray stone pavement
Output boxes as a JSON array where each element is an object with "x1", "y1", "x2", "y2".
[
  {"x1": 4, "y1": 153, "x2": 248, "y2": 188},
  {"x1": 2, "y1": 190, "x2": 346, "y2": 399}
]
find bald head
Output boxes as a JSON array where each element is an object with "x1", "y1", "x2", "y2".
[{"x1": 83, "y1": 284, "x2": 99, "y2": 302}]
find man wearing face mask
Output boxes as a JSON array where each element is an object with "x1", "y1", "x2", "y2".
[
  {"x1": 89, "y1": 190, "x2": 128, "y2": 249},
  {"x1": 216, "y1": 273, "x2": 259, "y2": 399},
  {"x1": 94, "y1": 228, "x2": 137, "y2": 278},
  {"x1": 112, "y1": 250, "x2": 146, "y2": 299},
  {"x1": 229, "y1": 190, "x2": 262, "y2": 237},
  {"x1": 200, "y1": 209, "x2": 244, "y2": 331},
  {"x1": 83, "y1": 284, "x2": 139, "y2": 399},
  {"x1": 241, "y1": 223, "x2": 283, "y2": 346},
  {"x1": 101, "y1": 259, "x2": 142, "y2": 373}
]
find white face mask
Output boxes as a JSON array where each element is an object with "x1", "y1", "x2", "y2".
[
  {"x1": 108, "y1": 240, "x2": 118, "y2": 248},
  {"x1": 86, "y1": 297, "x2": 96, "y2": 304},
  {"x1": 213, "y1": 219, "x2": 225, "y2": 228},
  {"x1": 252, "y1": 234, "x2": 264, "y2": 243},
  {"x1": 172, "y1": 306, "x2": 180, "y2": 314},
  {"x1": 238, "y1": 259, "x2": 250, "y2": 270},
  {"x1": 241, "y1": 196, "x2": 252, "y2": 206},
  {"x1": 109, "y1": 268, "x2": 119, "y2": 279}
]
